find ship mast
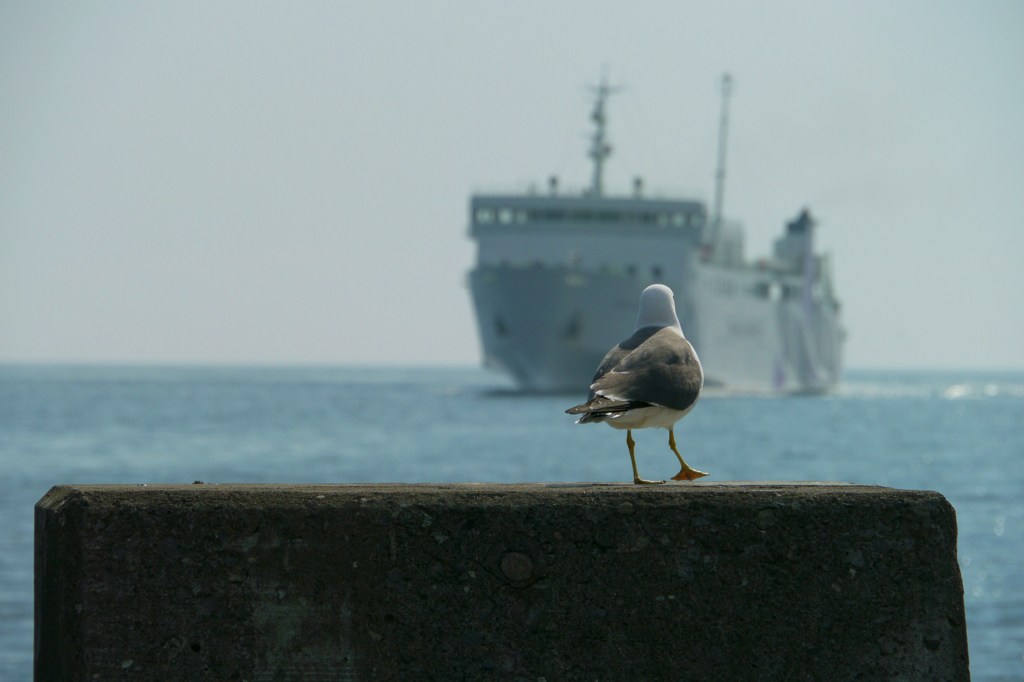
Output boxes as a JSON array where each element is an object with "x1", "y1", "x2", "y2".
[
  {"x1": 711, "y1": 73, "x2": 733, "y2": 244},
  {"x1": 587, "y1": 75, "x2": 619, "y2": 196}
]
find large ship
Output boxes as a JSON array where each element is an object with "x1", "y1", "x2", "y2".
[{"x1": 467, "y1": 75, "x2": 844, "y2": 393}]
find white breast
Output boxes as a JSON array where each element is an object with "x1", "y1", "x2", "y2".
[{"x1": 604, "y1": 405, "x2": 689, "y2": 430}]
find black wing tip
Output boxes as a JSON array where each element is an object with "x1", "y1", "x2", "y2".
[{"x1": 566, "y1": 398, "x2": 654, "y2": 419}]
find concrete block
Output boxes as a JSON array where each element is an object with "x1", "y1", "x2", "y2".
[{"x1": 35, "y1": 483, "x2": 969, "y2": 680}]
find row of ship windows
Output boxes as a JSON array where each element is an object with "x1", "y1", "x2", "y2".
[
  {"x1": 707, "y1": 279, "x2": 840, "y2": 309},
  {"x1": 474, "y1": 207, "x2": 703, "y2": 228},
  {"x1": 708, "y1": 278, "x2": 786, "y2": 296},
  {"x1": 491, "y1": 260, "x2": 665, "y2": 279},
  {"x1": 707, "y1": 279, "x2": 813, "y2": 301}
]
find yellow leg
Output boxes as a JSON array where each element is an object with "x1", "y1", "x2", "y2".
[
  {"x1": 628, "y1": 429, "x2": 664, "y2": 485},
  {"x1": 668, "y1": 428, "x2": 709, "y2": 481}
]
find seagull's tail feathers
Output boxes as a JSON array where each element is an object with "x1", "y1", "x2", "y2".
[{"x1": 565, "y1": 396, "x2": 653, "y2": 424}]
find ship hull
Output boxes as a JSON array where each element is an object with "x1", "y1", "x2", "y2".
[
  {"x1": 468, "y1": 265, "x2": 629, "y2": 392},
  {"x1": 469, "y1": 263, "x2": 842, "y2": 394},
  {"x1": 690, "y1": 264, "x2": 842, "y2": 393}
]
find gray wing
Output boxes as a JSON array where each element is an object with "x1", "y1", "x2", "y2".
[
  {"x1": 589, "y1": 327, "x2": 702, "y2": 412},
  {"x1": 564, "y1": 326, "x2": 663, "y2": 417},
  {"x1": 586, "y1": 326, "x2": 663, "y2": 396}
]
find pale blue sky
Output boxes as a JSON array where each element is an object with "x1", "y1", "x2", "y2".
[{"x1": 2, "y1": 1, "x2": 1022, "y2": 369}]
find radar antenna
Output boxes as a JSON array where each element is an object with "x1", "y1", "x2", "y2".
[{"x1": 587, "y1": 73, "x2": 621, "y2": 196}]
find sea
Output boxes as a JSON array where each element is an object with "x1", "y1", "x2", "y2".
[{"x1": 1, "y1": 365, "x2": 1022, "y2": 680}]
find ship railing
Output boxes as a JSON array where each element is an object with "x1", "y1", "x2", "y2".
[{"x1": 469, "y1": 183, "x2": 707, "y2": 201}]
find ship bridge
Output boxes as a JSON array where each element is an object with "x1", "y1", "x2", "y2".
[{"x1": 470, "y1": 193, "x2": 707, "y2": 274}]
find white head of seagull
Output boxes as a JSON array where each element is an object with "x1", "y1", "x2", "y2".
[{"x1": 636, "y1": 284, "x2": 683, "y2": 334}]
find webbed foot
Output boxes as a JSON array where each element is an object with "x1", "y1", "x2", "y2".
[{"x1": 671, "y1": 467, "x2": 709, "y2": 481}]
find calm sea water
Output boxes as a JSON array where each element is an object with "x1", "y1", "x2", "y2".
[{"x1": 1, "y1": 365, "x2": 1022, "y2": 679}]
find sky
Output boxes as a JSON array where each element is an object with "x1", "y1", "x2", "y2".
[{"x1": 2, "y1": 1, "x2": 1022, "y2": 370}]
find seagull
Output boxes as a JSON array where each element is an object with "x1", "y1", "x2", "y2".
[{"x1": 566, "y1": 284, "x2": 707, "y2": 484}]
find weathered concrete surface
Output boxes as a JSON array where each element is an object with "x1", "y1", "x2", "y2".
[{"x1": 36, "y1": 483, "x2": 970, "y2": 681}]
